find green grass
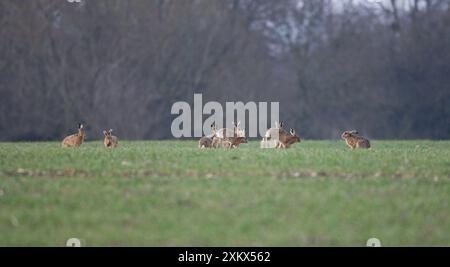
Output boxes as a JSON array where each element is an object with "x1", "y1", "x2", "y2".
[{"x1": 0, "y1": 140, "x2": 449, "y2": 246}]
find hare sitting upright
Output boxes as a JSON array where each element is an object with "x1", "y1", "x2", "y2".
[
  {"x1": 103, "y1": 129, "x2": 118, "y2": 148},
  {"x1": 263, "y1": 121, "x2": 287, "y2": 141},
  {"x1": 62, "y1": 123, "x2": 86, "y2": 148},
  {"x1": 215, "y1": 121, "x2": 245, "y2": 139},
  {"x1": 233, "y1": 121, "x2": 245, "y2": 137},
  {"x1": 341, "y1": 130, "x2": 370, "y2": 149},
  {"x1": 261, "y1": 121, "x2": 289, "y2": 148},
  {"x1": 199, "y1": 123, "x2": 216, "y2": 149}
]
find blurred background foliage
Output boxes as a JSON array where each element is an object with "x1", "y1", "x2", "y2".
[{"x1": 0, "y1": 0, "x2": 449, "y2": 140}]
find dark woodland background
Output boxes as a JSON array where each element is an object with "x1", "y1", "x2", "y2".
[{"x1": 1, "y1": 0, "x2": 449, "y2": 141}]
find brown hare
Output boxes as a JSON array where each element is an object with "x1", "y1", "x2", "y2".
[
  {"x1": 211, "y1": 121, "x2": 244, "y2": 148},
  {"x1": 222, "y1": 136, "x2": 248, "y2": 149},
  {"x1": 263, "y1": 121, "x2": 287, "y2": 141},
  {"x1": 199, "y1": 123, "x2": 216, "y2": 149},
  {"x1": 103, "y1": 129, "x2": 118, "y2": 148},
  {"x1": 199, "y1": 136, "x2": 213, "y2": 149},
  {"x1": 62, "y1": 123, "x2": 86, "y2": 148},
  {"x1": 341, "y1": 130, "x2": 370, "y2": 149},
  {"x1": 215, "y1": 126, "x2": 234, "y2": 139},
  {"x1": 277, "y1": 128, "x2": 301, "y2": 149},
  {"x1": 261, "y1": 121, "x2": 288, "y2": 148},
  {"x1": 233, "y1": 121, "x2": 245, "y2": 137},
  {"x1": 215, "y1": 121, "x2": 245, "y2": 139}
]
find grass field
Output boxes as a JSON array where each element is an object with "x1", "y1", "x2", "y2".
[{"x1": 0, "y1": 140, "x2": 449, "y2": 246}]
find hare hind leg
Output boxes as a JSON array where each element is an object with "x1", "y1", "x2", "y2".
[
  {"x1": 356, "y1": 140, "x2": 370, "y2": 149},
  {"x1": 276, "y1": 141, "x2": 286, "y2": 149},
  {"x1": 222, "y1": 141, "x2": 233, "y2": 149}
]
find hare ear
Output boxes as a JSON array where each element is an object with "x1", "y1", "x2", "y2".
[
  {"x1": 280, "y1": 121, "x2": 283, "y2": 128},
  {"x1": 211, "y1": 122, "x2": 215, "y2": 128},
  {"x1": 109, "y1": 129, "x2": 113, "y2": 133},
  {"x1": 103, "y1": 130, "x2": 108, "y2": 136},
  {"x1": 290, "y1": 128, "x2": 295, "y2": 135},
  {"x1": 237, "y1": 121, "x2": 241, "y2": 127},
  {"x1": 78, "y1": 123, "x2": 83, "y2": 129}
]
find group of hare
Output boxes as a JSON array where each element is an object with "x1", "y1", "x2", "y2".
[
  {"x1": 61, "y1": 123, "x2": 118, "y2": 148},
  {"x1": 61, "y1": 122, "x2": 371, "y2": 150},
  {"x1": 198, "y1": 121, "x2": 248, "y2": 149},
  {"x1": 198, "y1": 121, "x2": 371, "y2": 150}
]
